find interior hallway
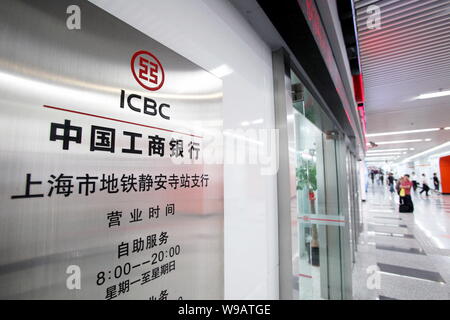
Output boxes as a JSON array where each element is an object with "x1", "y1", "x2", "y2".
[{"x1": 353, "y1": 181, "x2": 450, "y2": 300}]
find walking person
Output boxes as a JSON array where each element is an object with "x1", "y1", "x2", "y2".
[
  {"x1": 399, "y1": 174, "x2": 414, "y2": 212},
  {"x1": 370, "y1": 171, "x2": 374, "y2": 184},
  {"x1": 387, "y1": 173, "x2": 395, "y2": 193},
  {"x1": 433, "y1": 173, "x2": 440, "y2": 192},
  {"x1": 411, "y1": 171, "x2": 418, "y2": 192},
  {"x1": 419, "y1": 173, "x2": 430, "y2": 196},
  {"x1": 380, "y1": 172, "x2": 384, "y2": 185}
]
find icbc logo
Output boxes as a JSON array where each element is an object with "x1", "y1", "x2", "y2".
[{"x1": 131, "y1": 50, "x2": 165, "y2": 91}]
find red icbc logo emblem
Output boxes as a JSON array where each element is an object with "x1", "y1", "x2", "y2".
[{"x1": 131, "y1": 50, "x2": 165, "y2": 91}]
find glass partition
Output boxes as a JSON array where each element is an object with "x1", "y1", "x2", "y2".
[{"x1": 290, "y1": 69, "x2": 353, "y2": 299}]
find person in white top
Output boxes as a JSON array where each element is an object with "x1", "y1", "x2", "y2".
[{"x1": 419, "y1": 173, "x2": 430, "y2": 196}]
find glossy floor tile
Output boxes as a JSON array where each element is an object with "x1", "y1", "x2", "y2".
[{"x1": 352, "y1": 183, "x2": 450, "y2": 300}]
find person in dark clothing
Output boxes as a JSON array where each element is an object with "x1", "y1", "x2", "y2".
[
  {"x1": 419, "y1": 173, "x2": 430, "y2": 196},
  {"x1": 387, "y1": 173, "x2": 395, "y2": 193},
  {"x1": 380, "y1": 173, "x2": 384, "y2": 185},
  {"x1": 433, "y1": 173, "x2": 440, "y2": 191},
  {"x1": 411, "y1": 172, "x2": 418, "y2": 192},
  {"x1": 370, "y1": 171, "x2": 374, "y2": 184}
]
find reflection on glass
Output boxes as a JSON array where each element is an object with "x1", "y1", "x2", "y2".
[
  {"x1": 291, "y1": 70, "x2": 328, "y2": 299},
  {"x1": 295, "y1": 111, "x2": 325, "y2": 300},
  {"x1": 290, "y1": 69, "x2": 353, "y2": 300}
]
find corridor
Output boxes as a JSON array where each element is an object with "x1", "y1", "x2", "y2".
[{"x1": 353, "y1": 182, "x2": 450, "y2": 300}]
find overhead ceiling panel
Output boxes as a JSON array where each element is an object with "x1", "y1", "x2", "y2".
[{"x1": 355, "y1": 0, "x2": 450, "y2": 161}]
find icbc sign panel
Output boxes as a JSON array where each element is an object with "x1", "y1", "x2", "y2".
[{"x1": 0, "y1": 0, "x2": 223, "y2": 300}]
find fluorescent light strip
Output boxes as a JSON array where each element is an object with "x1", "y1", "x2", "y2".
[
  {"x1": 415, "y1": 90, "x2": 450, "y2": 100},
  {"x1": 430, "y1": 151, "x2": 450, "y2": 159},
  {"x1": 370, "y1": 139, "x2": 430, "y2": 145},
  {"x1": 367, "y1": 148, "x2": 413, "y2": 153},
  {"x1": 366, "y1": 128, "x2": 440, "y2": 138},
  {"x1": 252, "y1": 119, "x2": 264, "y2": 124},
  {"x1": 367, "y1": 155, "x2": 400, "y2": 159},
  {"x1": 366, "y1": 153, "x2": 403, "y2": 156},
  {"x1": 401, "y1": 141, "x2": 450, "y2": 163},
  {"x1": 366, "y1": 157, "x2": 400, "y2": 161}
]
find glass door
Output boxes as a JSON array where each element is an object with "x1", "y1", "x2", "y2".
[
  {"x1": 294, "y1": 111, "x2": 326, "y2": 300},
  {"x1": 290, "y1": 70, "x2": 352, "y2": 300}
]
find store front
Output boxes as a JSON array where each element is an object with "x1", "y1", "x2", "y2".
[
  {"x1": 288, "y1": 68, "x2": 355, "y2": 300},
  {"x1": 263, "y1": 0, "x2": 365, "y2": 300}
]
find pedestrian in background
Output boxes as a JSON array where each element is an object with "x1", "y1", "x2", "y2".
[
  {"x1": 388, "y1": 173, "x2": 395, "y2": 193},
  {"x1": 420, "y1": 173, "x2": 430, "y2": 196},
  {"x1": 399, "y1": 174, "x2": 414, "y2": 212},
  {"x1": 433, "y1": 173, "x2": 440, "y2": 191},
  {"x1": 411, "y1": 171, "x2": 418, "y2": 192}
]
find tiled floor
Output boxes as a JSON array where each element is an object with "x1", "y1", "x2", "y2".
[{"x1": 352, "y1": 182, "x2": 450, "y2": 300}]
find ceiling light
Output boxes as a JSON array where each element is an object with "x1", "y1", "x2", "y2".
[
  {"x1": 366, "y1": 159, "x2": 396, "y2": 163},
  {"x1": 372, "y1": 139, "x2": 429, "y2": 145},
  {"x1": 365, "y1": 156, "x2": 400, "y2": 160},
  {"x1": 367, "y1": 148, "x2": 409, "y2": 153},
  {"x1": 252, "y1": 119, "x2": 264, "y2": 124},
  {"x1": 430, "y1": 151, "x2": 450, "y2": 159},
  {"x1": 414, "y1": 90, "x2": 450, "y2": 100},
  {"x1": 366, "y1": 152, "x2": 402, "y2": 156},
  {"x1": 210, "y1": 64, "x2": 233, "y2": 78},
  {"x1": 401, "y1": 141, "x2": 450, "y2": 163},
  {"x1": 366, "y1": 128, "x2": 440, "y2": 137}
]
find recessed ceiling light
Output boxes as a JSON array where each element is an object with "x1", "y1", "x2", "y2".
[
  {"x1": 365, "y1": 155, "x2": 400, "y2": 160},
  {"x1": 430, "y1": 151, "x2": 450, "y2": 159},
  {"x1": 367, "y1": 148, "x2": 410, "y2": 153},
  {"x1": 401, "y1": 141, "x2": 450, "y2": 163},
  {"x1": 366, "y1": 152, "x2": 402, "y2": 156},
  {"x1": 210, "y1": 64, "x2": 233, "y2": 78},
  {"x1": 371, "y1": 139, "x2": 429, "y2": 145},
  {"x1": 366, "y1": 128, "x2": 441, "y2": 137},
  {"x1": 414, "y1": 90, "x2": 450, "y2": 100}
]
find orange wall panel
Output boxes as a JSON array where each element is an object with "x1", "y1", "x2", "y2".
[{"x1": 439, "y1": 156, "x2": 450, "y2": 194}]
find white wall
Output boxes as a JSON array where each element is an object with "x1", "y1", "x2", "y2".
[{"x1": 89, "y1": 0, "x2": 279, "y2": 299}]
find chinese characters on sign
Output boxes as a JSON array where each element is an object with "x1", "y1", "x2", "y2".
[
  {"x1": 0, "y1": 0, "x2": 223, "y2": 300},
  {"x1": 12, "y1": 173, "x2": 209, "y2": 198},
  {"x1": 48, "y1": 119, "x2": 201, "y2": 159}
]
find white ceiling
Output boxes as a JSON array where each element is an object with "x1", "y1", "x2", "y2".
[{"x1": 355, "y1": 0, "x2": 450, "y2": 162}]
